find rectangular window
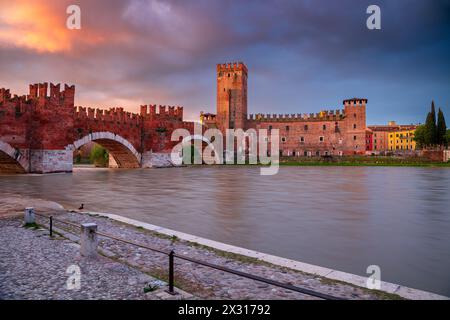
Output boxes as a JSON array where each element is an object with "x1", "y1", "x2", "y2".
[
  {"x1": 353, "y1": 136, "x2": 357, "y2": 140},
  {"x1": 300, "y1": 136, "x2": 305, "y2": 142},
  {"x1": 323, "y1": 125, "x2": 326, "y2": 130},
  {"x1": 319, "y1": 136, "x2": 324, "y2": 142},
  {"x1": 286, "y1": 125, "x2": 290, "y2": 131},
  {"x1": 281, "y1": 137, "x2": 287, "y2": 142},
  {"x1": 304, "y1": 125, "x2": 308, "y2": 131}
]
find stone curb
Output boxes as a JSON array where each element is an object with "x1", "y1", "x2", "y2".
[{"x1": 81, "y1": 211, "x2": 449, "y2": 300}]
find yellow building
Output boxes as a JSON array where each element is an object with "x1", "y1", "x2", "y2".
[{"x1": 388, "y1": 129, "x2": 417, "y2": 151}]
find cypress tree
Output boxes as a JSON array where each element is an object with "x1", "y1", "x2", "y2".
[
  {"x1": 424, "y1": 101, "x2": 437, "y2": 146},
  {"x1": 437, "y1": 108, "x2": 447, "y2": 145}
]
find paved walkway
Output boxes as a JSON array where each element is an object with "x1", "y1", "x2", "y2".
[
  {"x1": 0, "y1": 218, "x2": 192, "y2": 300},
  {"x1": 18, "y1": 210, "x2": 402, "y2": 300}
]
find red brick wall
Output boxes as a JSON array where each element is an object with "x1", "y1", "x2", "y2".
[
  {"x1": 0, "y1": 83, "x2": 193, "y2": 158},
  {"x1": 244, "y1": 99, "x2": 367, "y2": 156}
]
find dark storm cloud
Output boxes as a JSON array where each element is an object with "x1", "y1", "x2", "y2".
[{"x1": 0, "y1": 0, "x2": 449, "y2": 122}]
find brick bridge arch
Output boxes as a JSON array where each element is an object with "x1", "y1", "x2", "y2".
[
  {"x1": 67, "y1": 132, "x2": 141, "y2": 168},
  {"x1": 0, "y1": 83, "x2": 195, "y2": 173},
  {"x1": 0, "y1": 140, "x2": 28, "y2": 173}
]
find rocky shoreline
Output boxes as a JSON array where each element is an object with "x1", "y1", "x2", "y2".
[{"x1": 0, "y1": 195, "x2": 409, "y2": 300}]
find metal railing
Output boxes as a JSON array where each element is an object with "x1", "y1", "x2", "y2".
[
  {"x1": 33, "y1": 213, "x2": 343, "y2": 300},
  {"x1": 35, "y1": 212, "x2": 80, "y2": 237}
]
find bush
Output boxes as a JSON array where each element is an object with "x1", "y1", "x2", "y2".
[{"x1": 89, "y1": 144, "x2": 109, "y2": 167}]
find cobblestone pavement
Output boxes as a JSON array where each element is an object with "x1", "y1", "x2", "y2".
[
  {"x1": 19, "y1": 210, "x2": 400, "y2": 300},
  {"x1": 0, "y1": 218, "x2": 193, "y2": 300}
]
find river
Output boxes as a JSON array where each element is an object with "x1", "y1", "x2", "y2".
[{"x1": 1, "y1": 166, "x2": 449, "y2": 296}]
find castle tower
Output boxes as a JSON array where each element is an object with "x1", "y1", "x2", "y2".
[
  {"x1": 216, "y1": 62, "x2": 248, "y2": 132},
  {"x1": 343, "y1": 98, "x2": 367, "y2": 154}
]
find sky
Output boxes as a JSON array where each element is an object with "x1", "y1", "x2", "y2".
[{"x1": 0, "y1": 0, "x2": 449, "y2": 124}]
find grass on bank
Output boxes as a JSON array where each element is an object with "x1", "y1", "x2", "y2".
[
  {"x1": 279, "y1": 156, "x2": 450, "y2": 167},
  {"x1": 189, "y1": 155, "x2": 450, "y2": 167}
]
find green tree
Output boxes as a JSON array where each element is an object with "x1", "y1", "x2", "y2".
[
  {"x1": 182, "y1": 144, "x2": 201, "y2": 164},
  {"x1": 90, "y1": 144, "x2": 109, "y2": 167},
  {"x1": 437, "y1": 108, "x2": 447, "y2": 146},
  {"x1": 424, "y1": 101, "x2": 437, "y2": 146},
  {"x1": 446, "y1": 129, "x2": 450, "y2": 146},
  {"x1": 413, "y1": 124, "x2": 426, "y2": 149}
]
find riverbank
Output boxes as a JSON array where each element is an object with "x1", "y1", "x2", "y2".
[
  {"x1": 279, "y1": 156, "x2": 450, "y2": 167},
  {"x1": 209, "y1": 156, "x2": 450, "y2": 167},
  {"x1": 0, "y1": 214, "x2": 386, "y2": 300},
  {"x1": 0, "y1": 217, "x2": 194, "y2": 300},
  {"x1": 1, "y1": 196, "x2": 447, "y2": 300}
]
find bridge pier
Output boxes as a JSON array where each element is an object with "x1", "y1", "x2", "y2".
[
  {"x1": 141, "y1": 151, "x2": 175, "y2": 168},
  {"x1": 29, "y1": 149, "x2": 73, "y2": 173}
]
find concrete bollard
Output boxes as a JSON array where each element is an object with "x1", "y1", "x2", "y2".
[
  {"x1": 80, "y1": 223, "x2": 98, "y2": 258},
  {"x1": 24, "y1": 207, "x2": 36, "y2": 224}
]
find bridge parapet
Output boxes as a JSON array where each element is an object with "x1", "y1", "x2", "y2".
[
  {"x1": 75, "y1": 106, "x2": 141, "y2": 127},
  {"x1": 140, "y1": 104, "x2": 183, "y2": 121}
]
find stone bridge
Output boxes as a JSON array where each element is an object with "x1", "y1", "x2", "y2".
[{"x1": 0, "y1": 83, "x2": 195, "y2": 173}]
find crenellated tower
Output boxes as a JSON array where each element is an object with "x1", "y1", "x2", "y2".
[
  {"x1": 343, "y1": 98, "x2": 367, "y2": 154},
  {"x1": 216, "y1": 62, "x2": 248, "y2": 133}
]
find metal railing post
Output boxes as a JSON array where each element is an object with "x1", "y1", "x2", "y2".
[
  {"x1": 49, "y1": 216, "x2": 53, "y2": 237},
  {"x1": 168, "y1": 250, "x2": 175, "y2": 294}
]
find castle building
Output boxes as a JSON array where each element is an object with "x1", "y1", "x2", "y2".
[{"x1": 201, "y1": 62, "x2": 368, "y2": 156}]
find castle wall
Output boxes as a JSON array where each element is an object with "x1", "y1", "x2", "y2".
[
  {"x1": 206, "y1": 62, "x2": 369, "y2": 157},
  {"x1": 242, "y1": 100, "x2": 367, "y2": 156}
]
